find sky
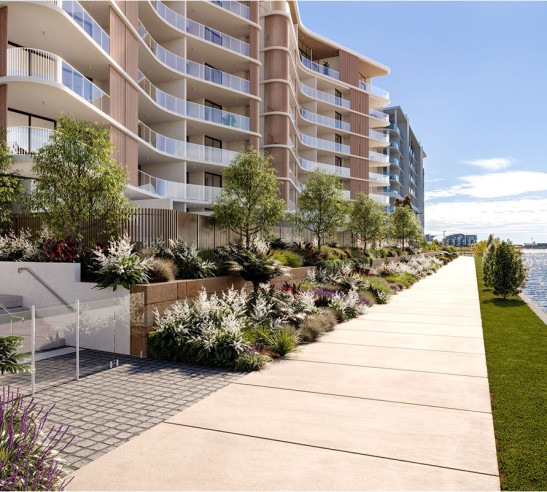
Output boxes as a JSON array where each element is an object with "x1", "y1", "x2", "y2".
[{"x1": 298, "y1": 1, "x2": 547, "y2": 244}]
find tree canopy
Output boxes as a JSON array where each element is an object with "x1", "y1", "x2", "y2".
[
  {"x1": 349, "y1": 193, "x2": 387, "y2": 252},
  {"x1": 0, "y1": 136, "x2": 23, "y2": 234},
  {"x1": 390, "y1": 204, "x2": 421, "y2": 250}
]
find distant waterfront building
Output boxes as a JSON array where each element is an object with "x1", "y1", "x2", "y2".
[
  {"x1": 384, "y1": 106, "x2": 426, "y2": 229},
  {"x1": 443, "y1": 233, "x2": 477, "y2": 247},
  {"x1": 424, "y1": 234, "x2": 435, "y2": 242}
]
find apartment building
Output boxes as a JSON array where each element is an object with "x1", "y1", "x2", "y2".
[
  {"x1": 443, "y1": 234, "x2": 477, "y2": 247},
  {"x1": 0, "y1": 0, "x2": 390, "y2": 213},
  {"x1": 384, "y1": 106, "x2": 425, "y2": 228}
]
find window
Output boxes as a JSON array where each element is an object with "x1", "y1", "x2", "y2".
[
  {"x1": 205, "y1": 63, "x2": 222, "y2": 85},
  {"x1": 335, "y1": 89, "x2": 342, "y2": 100},
  {"x1": 205, "y1": 172, "x2": 222, "y2": 188},
  {"x1": 204, "y1": 136, "x2": 222, "y2": 161},
  {"x1": 335, "y1": 156, "x2": 342, "y2": 168},
  {"x1": 204, "y1": 136, "x2": 222, "y2": 149},
  {"x1": 335, "y1": 111, "x2": 342, "y2": 129},
  {"x1": 205, "y1": 100, "x2": 222, "y2": 124},
  {"x1": 335, "y1": 134, "x2": 342, "y2": 148},
  {"x1": 204, "y1": 26, "x2": 222, "y2": 46}
]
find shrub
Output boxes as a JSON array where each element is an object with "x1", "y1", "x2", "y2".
[
  {"x1": 271, "y1": 250, "x2": 303, "y2": 268},
  {"x1": 385, "y1": 274, "x2": 414, "y2": 289},
  {"x1": 267, "y1": 326, "x2": 300, "y2": 356},
  {"x1": 0, "y1": 336, "x2": 30, "y2": 375},
  {"x1": 234, "y1": 349, "x2": 272, "y2": 371},
  {"x1": 318, "y1": 288, "x2": 367, "y2": 321},
  {"x1": 327, "y1": 263, "x2": 366, "y2": 291},
  {"x1": 146, "y1": 257, "x2": 177, "y2": 283},
  {"x1": 0, "y1": 230, "x2": 40, "y2": 262},
  {"x1": 490, "y1": 241, "x2": 528, "y2": 299},
  {"x1": 0, "y1": 387, "x2": 73, "y2": 491},
  {"x1": 363, "y1": 277, "x2": 391, "y2": 304},
  {"x1": 93, "y1": 235, "x2": 150, "y2": 291},
  {"x1": 298, "y1": 310, "x2": 337, "y2": 342},
  {"x1": 167, "y1": 238, "x2": 216, "y2": 280},
  {"x1": 292, "y1": 242, "x2": 324, "y2": 266},
  {"x1": 41, "y1": 236, "x2": 79, "y2": 262},
  {"x1": 359, "y1": 291, "x2": 376, "y2": 306},
  {"x1": 482, "y1": 241, "x2": 496, "y2": 287},
  {"x1": 269, "y1": 237, "x2": 290, "y2": 250}
]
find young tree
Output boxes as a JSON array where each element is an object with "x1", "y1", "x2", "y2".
[
  {"x1": 349, "y1": 193, "x2": 386, "y2": 253},
  {"x1": 390, "y1": 204, "x2": 421, "y2": 251},
  {"x1": 482, "y1": 240, "x2": 497, "y2": 287},
  {"x1": 490, "y1": 240, "x2": 527, "y2": 300},
  {"x1": 0, "y1": 136, "x2": 23, "y2": 233},
  {"x1": 292, "y1": 170, "x2": 348, "y2": 249},
  {"x1": 212, "y1": 148, "x2": 285, "y2": 249},
  {"x1": 30, "y1": 115, "x2": 133, "y2": 244},
  {"x1": 0, "y1": 336, "x2": 30, "y2": 375}
]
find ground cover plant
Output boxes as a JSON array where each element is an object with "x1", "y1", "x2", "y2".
[{"x1": 475, "y1": 257, "x2": 545, "y2": 491}]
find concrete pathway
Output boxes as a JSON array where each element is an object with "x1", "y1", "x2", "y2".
[{"x1": 69, "y1": 257, "x2": 500, "y2": 490}]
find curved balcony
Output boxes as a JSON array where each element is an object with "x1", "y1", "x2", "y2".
[
  {"x1": 358, "y1": 80, "x2": 389, "y2": 101},
  {"x1": 369, "y1": 107, "x2": 390, "y2": 123},
  {"x1": 6, "y1": 48, "x2": 110, "y2": 114},
  {"x1": 369, "y1": 151, "x2": 389, "y2": 164},
  {"x1": 370, "y1": 193, "x2": 390, "y2": 206},
  {"x1": 389, "y1": 156, "x2": 401, "y2": 167},
  {"x1": 369, "y1": 172, "x2": 389, "y2": 185},
  {"x1": 138, "y1": 121, "x2": 186, "y2": 157},
  {"x1": 138, "y1": 170, "x2": 222, "y2": 203},
  {"x1": 300, "y1": 133, "x2": 351, "y2": 155},
  {"x1": 387, "y1": 123, "x2": 402, "y2": 138},
  {"x1": 301, "y1": 109, "x2": 350, "y2": 132},
  {"x1": 6, "y1": 126, "x2": 54, "y2": 156},
  {"x1": 300, "y1": 83, "x2": 350, "y2": 110},
  {"x1": 389, "y1": 173, "x2": 401, "y2": 184},
  {"x1": 137, "y1": 24, "x2": 250, "y2": 94},
  {"x1": 301, "y1": 56, "x2": 339, "y2": 80},
  {"x1": 300, "y1": 158, "x2": 350, "y2": 178},
  {"x1": 186, "y1": 101, "x2": 249, "y2": 131},
  {"x1": 138, "y1": 70, "x2": 185, "y2": 116},
  {"x1": 369, "y1": 129, "x2": 389, "y2": 143},
  {"x1": 151, "y1": 0, "x2": 250, "y2": 57},
  {"x1": 211, "y1": 1, "x2": 250, "y2": 20}
]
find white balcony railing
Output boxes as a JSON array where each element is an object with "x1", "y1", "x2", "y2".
[
  {"x1": 186, "y1": 101, "x2": 250, "y2": 130},
  {"x1": 358, "y1": 80, "x2": 389, "y2": 100},
  {"x1": 186, "y1": 142, "x2": 237, "y2": 166},
  {"x1": 369, "y1": 107, "x2": 390, "y2": 123},
  {"x1": 301, "y1": 56, "x2": 340, "y2": 80},
  {"x1": 138, "y1": 70, "x2": 186, "y2": 115},
  {"x1": 370, "y1": 193, "x2": 390, "y2": 205},
  {"x1": 7, "y1": 126, "x2": 54, "y2": 155},
  {"x1": 152, "y1": 0, "x2": 250, "y2": 57},
  {"x1": 369, "y1": 172, "x2": 389, "y2": 185},
  {"x1": 137, "y1": 24, "x2": 249, "y2": 94},
  {"x1": 301, "y1": 109, "x2": 350, "y2": 132},
  {"x1": 369, "y1": 150, "x2": 389, "y2": 164},
  {"x1": 300, "y1": 133, "x2": 351, "y2": 155},
  {"x1": 138, "y1": 121, "x2": 186, "y2": 157},
  {"x1": 300, "y1": 83, "x2": 350, "y2": 109},
  {"x1": 369, "y1": 129, "x2": 389, "y2": 143},
  {"x1": 6, "y1": 48, "x2": 110, "y2": 113},
  {"x1": 210, "y1": 1, "x2": 250, "y2": 19},
  {"x1": 300, "y1": 158, "x2": 350, "y2": 178},
  {"x1": 138, "y1": 170, "x2": 222, "y2": 203}
]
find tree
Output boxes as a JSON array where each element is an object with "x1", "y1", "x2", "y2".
[
  {"x1": 29, "y1": 115, "x2": 133, "y2": 245},
  {"x1": 212, "y1": 148, "x2": 285, "y2": 249},
  {"x1": 394, "y1": 194, "x2": 412, "y2": 209},
  {"x1": 0, "y1": 336, "x2": 30, "y2": 375},
  {"x1": 490, "y1": 240, "x2": 527, "y2": 300},
  {"x1": 292, "y1": 170, "x2": 347, "y2": 249},
  {"x1": 482, "y1": 240, "x2": 497, "y2": 287},
  {"x1": 0, "y1": 136, "x2": 23, "y2": 234},
  {"x1": 390, "y1": 204, "x2": 421, "y2": 250},
  {"x1": 349, "y1": 193, "x2": 386, "y2": 253}
]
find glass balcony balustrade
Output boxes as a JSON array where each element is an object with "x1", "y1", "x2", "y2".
[
  {"x1": 389, "y1": 173, "x2": 401, "y2": 183},
  {"x1": 300, "y1": 83, "x2": 350, "y2": 109},
  {"x1": 6, "y1": 48, "x2": 110, "y2": 113},
  {"x1": 358, "y1": 80, "x2": 389, "y2": 100},
  {"x1": 300, "y1": 158, "x2": 350, "y2": 178},
  {"x1": 210, "y1": 0, "x2": 250, "y2": 19},
  {"x1": 300, "y1": 133, "x2": 350, "y2": 154},
  {"x1": 370, "y1": 193, "x2": 390, "y2": 205},
  {"x1": 301, "y1": 108, "x2": 350, "y2": 132},
  {"x1": 6, "y1": 126, "x2": 54, "y2": 155},
  {"x1": 369, "y1": 107, "x2": 389, "y2": 122},
  {"x1": 369, "y1": 129, "x2": 389, "y2": 143},
  {"x1": 152, "y1": 0, "x2": 250, "y2": 57},
  {"x1": 389, "y1": 156, "x2": 401, "y2": 167},
  {"x1": 390, "y1": 140, "x2": 400, "y2": 151},
  {"x1": 368, "y1": 151, "x2": 389, "y2": 164},
  {"x1": 369, "y1": 172, "x2": 389, "y2": 184},
  {"x1": 301, "y1": 56, "x2": 340, "y2": 80},
  {"x1": 186, "y1": 101, "x2": 250, "y2": 130}
]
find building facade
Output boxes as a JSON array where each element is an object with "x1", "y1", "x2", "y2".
[
  {"x1": 384, "y1": 106, "x2": 425, "y2": 228},
  {"x1": 443, "y1": 234, "x2": 477, "y2": 247},
  {"x1": 0, "y1": 0, "x2": 391, "y2": 214}
]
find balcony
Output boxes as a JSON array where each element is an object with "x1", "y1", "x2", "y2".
[
  {"x1": 186, "y1": 142, "x2": 237, "y2": 167},
  {"x1": 369, "y1": 129, "x2": 389, "y2": 143},
  {"x1": 53, "y1": 0, "x2": 110, "y2": 54},
  {"x1": 369, "y1": 107, "x2": 389, "y2": 123},
  {"x1": 370, "y1": 193, "x2": 390, "y2": 206},
  {"x1": 389, "y1": 173, "x2": 401, "y2": 184},
  {"x1": 385, "y1": 205, "x2": 395, "y2": 213},
  {"x1": 301, "y1": 109, "x2": 350, "y2": 132},
  {"x1": 300, "y1": 83, "x2": 350, "y2": 109},
  {"x1": 186, "y1": 101, "x2": 250, "y2": 131},
  {"x1": 210, "y1": 1, "x2": 250, "y2": 19},
  {"x1": 7, "y1": 126, "x2": 54, "y2": 155},
  {"x1": 300, "y1": 133, "x2": 351, "y2": 154},
  {"x1": 6, "y1": 48, "x2": 110, "y2": 114},
  {"x1": 301, "y1": 56, "x2": 340, "y2": 80},
  {"x1": 390, "y1": 141, "x2": 400, "y2": 152},
  {"x1": 137, "y1": 25, "x2": 250, "y2": 94},
  {"x1": 152, "y1": 1, "x2": 250, "y2": 57},
  {"x1": 368, "y1": 151, "x2": 389, "y2": 164},
  {"x1": 369, "y1": 172, "x2": 389, "y2": 185},
  {"x1": 358, "y1": 80, "x2": 389, "y2": 101},
  {"x1": 300, "y1": 158, "x2": 350, "y2": 178},
  {"x1": 389, "y1": 156, "x2": 401, "y2": 167},
  {"x1": 138, "y1": 71, "x2": 185, "y2": 116},
  {"x1": 387, "y1": 123, "x2": 402, "y2": 138},
  {"x1": 138, "y1": 170, "x2": 222, "y2": 203}
]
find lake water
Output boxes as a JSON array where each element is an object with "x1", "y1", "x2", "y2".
[{"x1": 523, "y1": 249, "x2": 547, "y2": 312}]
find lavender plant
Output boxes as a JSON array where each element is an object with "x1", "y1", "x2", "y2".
[{"x1": 0, "y1": 387, "x2": 73, "y2": 491}]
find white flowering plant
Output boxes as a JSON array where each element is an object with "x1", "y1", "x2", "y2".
[
  {"x1": 0, "y1": 229, "x2": 40, "y2": 262},
  {"x1": 93, "y1": 235, "x2": 150, "y2": 291}
]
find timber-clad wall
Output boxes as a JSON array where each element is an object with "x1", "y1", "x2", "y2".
[{"x1": 0, "y1": 6, "x2": 7, "y2": 134}]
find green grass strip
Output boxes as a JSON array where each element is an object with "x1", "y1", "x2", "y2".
[{"x1": 475, "y1": 257, "x2": 546, "y2": 490}]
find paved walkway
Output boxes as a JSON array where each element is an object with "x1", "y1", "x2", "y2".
[{"x1": 69, "y1": 257, "x2": 500, "y2": 490}]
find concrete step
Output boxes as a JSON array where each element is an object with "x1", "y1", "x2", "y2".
[{"x1": 0, "y1": 294, "x2": 23, "y2": 309}]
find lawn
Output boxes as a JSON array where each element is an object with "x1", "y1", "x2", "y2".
[{"x1": 475, "y1": 257, "x2": 546, "y2": 490}]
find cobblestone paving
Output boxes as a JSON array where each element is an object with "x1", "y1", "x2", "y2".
[{"x1": 1, "y1": 350, "x2": 242, "y2": 470}]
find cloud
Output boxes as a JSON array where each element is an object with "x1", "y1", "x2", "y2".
[
  {"x1": 425, "y1": 178, "x2": 444, "y2": 183},
  {"x1": 426, "y1": 171, "x2": 547, "y2": 200},
  {"x1": 425, "y1": 197, "x2": 547, "y2": 242},
  {"x1": 464, "y1": 157, "x2": 513, "y2": 171}
]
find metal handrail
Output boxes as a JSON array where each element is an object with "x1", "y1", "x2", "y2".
[
  {"x1": 17, "y1": 267, "x2": 75, "y2": 312},
  {"x1": 0, "y1": 300, "x2": 25, "y2": 336}
]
